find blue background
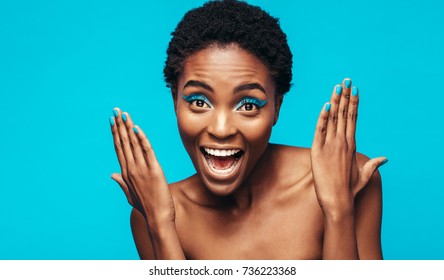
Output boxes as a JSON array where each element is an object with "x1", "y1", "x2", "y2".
[{"x1": 1, "y1": 0, "x2": 443, "y2": 259}]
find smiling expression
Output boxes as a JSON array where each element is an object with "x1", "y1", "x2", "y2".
[{"x1": 175, "y1": 44, "x2": 282, "y2": 196}]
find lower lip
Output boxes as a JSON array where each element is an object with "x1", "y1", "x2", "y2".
[{"x1": 201, "y1": 152, "x2": 243, "y2": 180}]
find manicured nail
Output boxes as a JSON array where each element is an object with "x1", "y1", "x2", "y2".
[
  {"x1": 109, "y1": 117, "x2": 115, "y2": 126},
  {"x1": 133, "y1": 127, "x2": 139, "y2": 134},
  {"x1": 344, "y1": 79, "x2": 351, "y2": 88},
  {"x1": 335, "y1": 85, "x2": 342, "y2": 95},
  {"x1": 113, "y1": 109, "x2": 119, "y2": 117},
  {"x1": 352, "y1": 87, "x2": 359, "y2": 96},
  {"x1": 122, "y1": 113, "x2": 127, "y2": 122},
  {"x1": 379, "y1": 159, "x2": 388, "y2": 167},
  {"x1": 325, "y1": 103, "x2": 331, "y2": 112}
]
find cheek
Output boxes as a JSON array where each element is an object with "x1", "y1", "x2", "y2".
[
  {"x1": 243, "y1": 121, "x2": 272, "y2": 146},
  {"x1": 238, "y1": 117, "x2": 273, "y2": 148},
  {"x1": 176, "y1": 109, "x2": 205, "y2": 152}
]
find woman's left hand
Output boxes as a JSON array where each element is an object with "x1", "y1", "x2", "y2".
[{"x1": 310, "y1": 78, "x2": 386, "y2": 216}]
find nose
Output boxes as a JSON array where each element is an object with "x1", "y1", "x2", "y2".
[{"x1": 206, "y1": 110, "x2": 238, "y2": 140}]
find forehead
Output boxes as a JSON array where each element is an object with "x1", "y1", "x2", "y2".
[{"x1": 179, "y1": 44, "x2": 274, "y2": 88}]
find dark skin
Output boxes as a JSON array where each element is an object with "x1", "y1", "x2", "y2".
[{"x1": 110, "y1": 44, "x2": 385, "y2": 259}]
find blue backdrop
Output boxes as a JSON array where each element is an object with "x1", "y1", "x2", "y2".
[{"x1": 1, "y1": 0, "x2": 443, "y2": 259}]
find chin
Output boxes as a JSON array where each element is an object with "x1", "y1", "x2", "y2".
[{"x1": 200, "y1": 175, "x2": 244, "y2": 196}]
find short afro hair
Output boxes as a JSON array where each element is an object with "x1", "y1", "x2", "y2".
[{"x1": 163, "y1": 0, "x2": 293, "y2": 96}]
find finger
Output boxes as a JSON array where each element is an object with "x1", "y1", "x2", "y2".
[
  {"x1": 111, "y1": 173, "x2": 131, "y2": 198},
  {"x1": 110, "y1": 113, "x2": 128, "y2": 179},
  {"x1": 114, "y1": 108, "x2": 135, "y2": 167},
  {"x1": 133, "y1": 124, "x2": 161, "y2": 170},
  {"x1": 111, "y1": 173, "x2": 135, "y2": 206},
  {"x1": 357, "y1": 157, "x2": 388, "y2": 193},
  {"x1": 336, "y1": 78, "x2": 352, "y2": 138},
  {"x1": 325, "y1": 84, "x2": 342, "y2": 143},
  {"x1": 313, "y1": 102, "x2": 331, "y2": 148},
  {"x1": 121, "y1": 112, "x2": 146, "y2": 166},
  {"x1": 346, "y1": 86, "x2": 359, "y2": 146}
]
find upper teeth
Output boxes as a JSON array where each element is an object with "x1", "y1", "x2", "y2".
[{"x1": 204, "y1": 148, "x2": 240, "y2": 157}]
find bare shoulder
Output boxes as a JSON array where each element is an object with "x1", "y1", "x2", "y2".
[
  {"x1": 269, "y1": 144, "x2": 384, "y2": 191},
  {"x1": 270, "y1": 143, "x2": 311, "y2": 159},
  {"x1": 354, "y1": 152, "x2": 383, "y2": 259},
  {"x1": 268, "y1": 143, "x2": 312, "y2": 181}
]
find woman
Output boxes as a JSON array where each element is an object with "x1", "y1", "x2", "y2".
[{"x1": 109, "y1": 0, "x2": 386, "y2": 259}]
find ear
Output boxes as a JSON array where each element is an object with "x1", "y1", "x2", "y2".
[{"x1": 273, "y1": 95, "x2": 284, "y2": 126}]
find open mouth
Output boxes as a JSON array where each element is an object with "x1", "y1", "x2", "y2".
[{"x1": 200, "y1": 147, "x2": 244, "y2": 175}]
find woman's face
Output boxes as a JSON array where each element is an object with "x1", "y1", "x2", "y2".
[{"x1": 175, "y1": 44, "x2": 282, "y2": 196}]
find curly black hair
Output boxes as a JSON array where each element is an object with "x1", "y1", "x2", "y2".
[{"x1": 163, "y1": 0, "x2": 293, "y2": 96}]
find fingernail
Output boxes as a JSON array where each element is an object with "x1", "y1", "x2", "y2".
[
  {"x1": 122, "y1": 113, "x2": 127, "y2": 122},
  {"x1": 352, "y1": 87, "x2": 359, "y2": 96},
  {"x1": 335, "y1": 85, "x2": 342, "y2": 95},
  {"x1": 113, "y1": 109, "x2": 119, "y2": 117},
  {"x1": 344, "y1": 79, "x2": 351, "y2": 89},
  {"x1": 133, "y1": 127, "x2": 139, "y2": 134},
  {"x1": 325, "y1": 103, "x2": 331, "y2": 112},
  {"x1": 109, "y1": 117, "x2": 115, "y2": 126},
  {"x1": 380, "y1": 159, "x2": 388, "y2": 167}
]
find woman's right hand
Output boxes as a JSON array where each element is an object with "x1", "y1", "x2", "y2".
[{"x1": 109, "y1": 108, "x2": 176, "y2": 227}]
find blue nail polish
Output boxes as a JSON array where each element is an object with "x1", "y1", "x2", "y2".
[
  {"x1": 352, "y1": 87, "x2": 359, "y2": 96},
  {"x1": 109, "y1": 117, "x2": 115, "y2": 126},
  {"x1": 336, "y1": 85, "x2": 342, "y2": 95},
  {"x1": 380, "y1": 159, "x2": 388, "y2": 167},
  {"x1": 122, "y1": 113, "x2": 127, "y2": 122},
  {"x1": 113, "y1": 109, "x2": 119, "y2": 117},
  {"x1": 133, "y1": 127, "x2": 139, "y2": 134},
  {"x1": 344, "y1": 79, "x2": 351, "y2": 89},
  {"x1": 325, "y1": 103, "x2": 331, "y2": 112}
]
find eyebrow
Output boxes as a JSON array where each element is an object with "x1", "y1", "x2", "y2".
[
  {"x1": 183, "y1": 80, "x2": 267, "y2": 95},
  {"x1": 183, "y1": 80, "x2": 213, "y2": 92},
  {"x1": 234, "y1": 83, "x2": 266, "y2": 95}
]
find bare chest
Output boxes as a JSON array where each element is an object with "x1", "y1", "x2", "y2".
[{"x1": 175, "y1": 187, "x2": 324, "y2": 259}]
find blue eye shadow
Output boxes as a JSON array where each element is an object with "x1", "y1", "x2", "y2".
[
  {"x1": 235, "y1": 97, "x2": 267, "y2": 110},
  {"x1": 182, "y1": 93, "x2": 213, "y2": 107}
]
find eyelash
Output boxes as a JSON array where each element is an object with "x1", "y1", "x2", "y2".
[
  {"x1": 182, "y1": 94, "x2": 267, "y2": 111},
  {"x1": 182, "y1": 93, "x2": 212, "y2": 108},
  {"x1": 235, "y1": 97, "x2": 267, "y2": 111}
]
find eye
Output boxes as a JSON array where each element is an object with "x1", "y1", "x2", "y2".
[
  {"x1": 194, "y1": 100, "x2": 206, "y2": 107},
  {"x1": 240, "y1": 103, "x2": 255, "y2": 111},
  {"x1": 182, "y1": 93, "x2": 212, "y2": 109},
  {"x1": 235, "y1": 97, "x2": 267, "y2": 111}
]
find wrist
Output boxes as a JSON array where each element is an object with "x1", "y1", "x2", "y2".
[
  {"x1": 143, "y1": 204, "x2": 176, "y2": 228},
  {"x1": 147, "y1": 220, "x2": 177, "y2": 247},
  {"x1": 146, "y1": 220, "x2": 185, "y2": 260},
  {"x1": 147, "y1": 216, "x2": 175, "y2": 233},
  {"x1": 320, "y1": 199, "x2": 355, "y2": 222}
]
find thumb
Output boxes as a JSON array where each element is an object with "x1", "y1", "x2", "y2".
[
  {"x1": 358, "y1": 157, "x2": 388, "y2": 191},
  {"x1": 111, "y1": 173, "x2": 125, "y2": 187},
  {"x1": 111, "y1": 173, "x2": 134, "y2": 206}
]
